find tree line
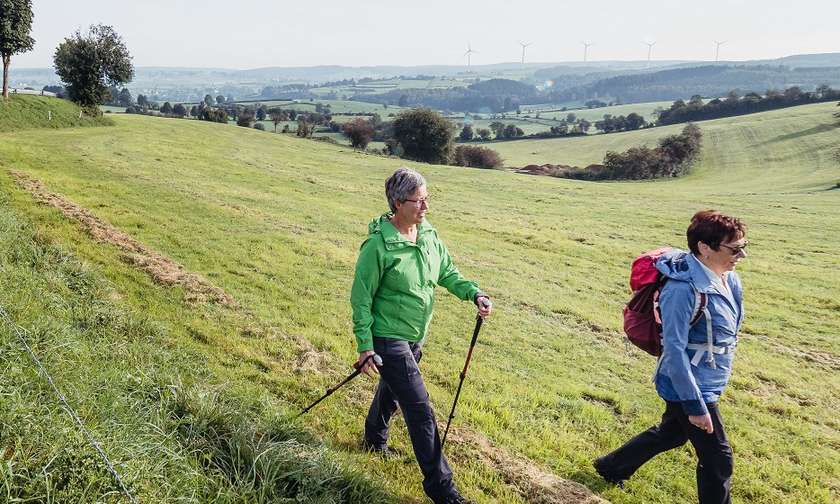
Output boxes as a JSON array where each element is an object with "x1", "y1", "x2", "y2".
[
  {"x1": 548, "y1": 65, "x2": 840, "y2": 104},
  {"x1": 340, "y1": 109, "x2": 504, "y2": 169},
  {"x1": 656, "y1": 85, "x2": 840, "y2": 125}
]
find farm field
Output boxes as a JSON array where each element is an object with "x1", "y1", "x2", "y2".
[
  {"x1": 309, "y1": 77, "x2": 471, "y2": 98},
  {"x1": 1, "y1": 96, "x2": 838, "y2": 503},
  {"x1": 523, "y1": 100, "x2": 676, "y2": 123},
  {"x1": 235, "y1": 98, "x2": 404, "y2": 115}
]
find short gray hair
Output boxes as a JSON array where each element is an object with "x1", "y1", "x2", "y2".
[{"x1": 385, "y1": 167, "x2": 426, "y2": 213}]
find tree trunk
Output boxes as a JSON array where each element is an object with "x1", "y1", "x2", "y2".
[{"x1": 2, "y1": 55, "x2": 10, "y2": 99}]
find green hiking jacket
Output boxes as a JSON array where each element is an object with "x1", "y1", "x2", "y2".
[{"x1": 351, "y1": 213, "x2": 482, "y2": 352}]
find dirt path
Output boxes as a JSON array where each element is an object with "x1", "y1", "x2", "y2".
[
  {"x1": 10, "y1": 170, "x2": 235, "y2": 306},
  {"x1": 445, "y1": 426, "x2": 609, "y2": 504}
]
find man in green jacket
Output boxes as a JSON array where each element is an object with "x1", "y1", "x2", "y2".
[{"x1": 351, "y1": 167, "x2": 492, "y2": 504}]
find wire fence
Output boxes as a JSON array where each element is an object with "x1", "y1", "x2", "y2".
[
  {"x1": 6, "y1": 88, "x2": 57, "y2": 97},
  {"x1": 0, "y1": 305, "x2": 139, "y2": 504}
]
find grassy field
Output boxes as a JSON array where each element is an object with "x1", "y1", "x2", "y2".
[
  {"x1": 309, "y1": 78, "x2": 470, "y2": 98},
  {"x1": 521, "y1": 101, "x2": 676, "y2": 124},
  {"x1": 489, "y1": 102, "x2": 840, "y2": 170},
  {"x1": 1, "y1": 96, "x2": 838, "y2": 503},
  {"x1": 234, "y1": 99, "x2": 405, "y2": 115}
]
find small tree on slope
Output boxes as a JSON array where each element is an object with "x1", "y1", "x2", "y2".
[
  {"x1": 0, "y1": 0, "x2": 35, "y2": 98},
  {"x1": 53, "y1": 24, "x2": 134, "y2": 111}
]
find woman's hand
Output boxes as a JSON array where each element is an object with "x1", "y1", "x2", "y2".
[
  {"x1": 688, "y1": 413, "x2": 714, "y2": 433},
  {"x1": 477, "y1": 295, "x2": 492, "y2": 318},
  {"x1": 357, "y1": 351, "x2": 379, "y2": 377}
]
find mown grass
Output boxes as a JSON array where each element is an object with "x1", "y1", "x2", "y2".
[
  {"x1": 1, "y1": 98, "x2": 838, "y2": 503},
  {"x1": 0, "y1": 175, "x2": 399, "y2": 502},
  {"x1": 0, "y1": 95, "x2": 112, "y2": 132}
]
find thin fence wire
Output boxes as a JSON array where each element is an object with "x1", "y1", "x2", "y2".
[{"x1": 0, "y1": 305, "x2": 139, "y2": 504}]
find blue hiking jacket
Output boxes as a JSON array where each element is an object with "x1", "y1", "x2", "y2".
[{"x1": 654, "y1": 250, "x2": 744, "y2": 416}]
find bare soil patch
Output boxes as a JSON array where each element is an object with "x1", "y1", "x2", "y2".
[
  {"x1": 445, "y1": 427, "x2": 609, "y2": 504},
  {"x1": 10, "y1": 170, "x2": 235, "y2": 306}
]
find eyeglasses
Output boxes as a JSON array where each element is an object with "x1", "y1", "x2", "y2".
[
  {"x1": 404, "y1": 196, "x2": 431, "y2": 206},
  {"x1": 720, "y1": 241, "x2": 748, "y2": 256}
]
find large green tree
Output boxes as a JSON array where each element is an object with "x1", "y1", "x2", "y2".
[
  {"x1": 0, "y1": 0, "x2": 35, "y2": 98},
  {"x1": 392, "y1": 108, "x2": 454, "y2": 164},
  {"x1": 53, "y1": 24, "x2": 134, "y2": 110}
]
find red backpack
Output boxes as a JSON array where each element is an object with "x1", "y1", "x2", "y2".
[{"x1": 623, "y1": 247, "x2": 706, "y2": 356}]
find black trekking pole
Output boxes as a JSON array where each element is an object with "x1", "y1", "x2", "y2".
[
  {"x1": 441, "y1": 306, "x2": 487, "y2": 449},
  {"x1": 296, "y1": 353, "x2": 382, "y2": 418}
]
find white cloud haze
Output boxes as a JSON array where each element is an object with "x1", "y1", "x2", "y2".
[{"x1": 14, "y1": 0, "x2": 840, "y2": 69}]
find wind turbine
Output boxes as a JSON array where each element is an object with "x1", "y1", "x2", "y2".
[
  {"x1": 644, "y1": 40, "x2": 656, "y2": 68},
  {"x1": 464, "y1": 43, "x2": 477, "y2": 68},
  {"x1": 519, "y1": 41, "x2": 532, "y2": 65},
  {"x1": 714, "y1": 40, "x2": 726, "y2": 63},
  {"x1": 582, "y1": 41, "x2": 593, "y2": 62}
]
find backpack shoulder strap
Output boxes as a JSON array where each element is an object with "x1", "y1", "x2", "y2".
[{"x1": 689, "y1": 290, "x2": 707, "y2": 326}]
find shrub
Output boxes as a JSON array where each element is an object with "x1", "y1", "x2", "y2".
[
  {"x1": 253, "y1": 123, "x2": 265, "y2": 131},
  {"x1": 452, "y1": 145, "x2": 503, "y2": 169},
  {"x1": 342, "y1": 118, "x2": 374, "y2": 149},
  {"x1": 237, "y1": 113, "x2": 254, "y2": 127},
  {"x1": 530, "y1": 124, "x2": 703, "y2": 181}
]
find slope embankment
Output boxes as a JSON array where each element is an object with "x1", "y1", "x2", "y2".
[{"x1": 0, "y1": 94, "x2": 112, "y2": 132}]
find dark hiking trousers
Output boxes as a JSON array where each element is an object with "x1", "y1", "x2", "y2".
[
  {"x1": 365, "y1": 337, "x2": 457, "y2": 502},
  {"x1": 597, "y1": 401, "x2": 733, "y2": 504}
]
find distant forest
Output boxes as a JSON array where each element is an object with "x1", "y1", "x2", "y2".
[
  {"x1": 546, "y1": 65, "x2": 840, "y2": 103},
  {"x1": 353, "y1": 65, "x2": 840, "y2": 113},
  {"x1": 352, "y1": 79, "x2": 538, "y2": 113}
]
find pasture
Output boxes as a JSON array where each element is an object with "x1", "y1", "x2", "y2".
[
  {"x1": 1, "y1": 96, "x2": 838, "y2": 503},
  {"x1": 521, "y1": 101, "x2": 676, "y2": 124},
  {"x1": 488, "y1": 102, "x2": 840, "y2": 170}
]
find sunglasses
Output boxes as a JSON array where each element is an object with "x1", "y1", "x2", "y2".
[{"x1": 719, "y1": 241, "x2": 748, "y2": 255}]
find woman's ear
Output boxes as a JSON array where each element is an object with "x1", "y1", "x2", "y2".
[{"x1": 697, "y1": 241, "x2": 711, "y2": 258}]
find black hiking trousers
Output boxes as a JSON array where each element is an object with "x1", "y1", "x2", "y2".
[
  {"x1": 597, "y1": 401, "x2": 733, "y2": 504},
  {"x1": 365, "y1": 337, "x2": 458, "y2": 503}
]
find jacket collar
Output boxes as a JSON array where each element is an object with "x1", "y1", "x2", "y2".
[
  {"x1": 375, "y1": 213, "x2": 433, "y2": 248},
  {"x1": 687, "y1": 254, "x2": 738, "y2": 308}
]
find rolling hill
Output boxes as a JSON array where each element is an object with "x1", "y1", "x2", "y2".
[{"x1": 1, "y1": 95, "x2": 838, "y2": 503}]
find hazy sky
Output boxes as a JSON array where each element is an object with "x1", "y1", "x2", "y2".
[{"x1": 14, "y1": 0, "x2": 840, "y2": 69}]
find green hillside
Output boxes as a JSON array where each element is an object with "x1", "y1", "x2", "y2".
[
  {"x1": 0, "y1": 95, "x2": 112, "y2": 132},
  {"x1": 490, "y1": 102, "x2": 840, "y2": 185},
  {"x1": 1, "y1": 102, "x2": 838, "y2": 503}
]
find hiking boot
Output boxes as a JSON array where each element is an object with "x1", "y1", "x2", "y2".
[
  {"x1": 593, "y1": 456, "x2": 626, "y2": 489},
  {"x1": 362, "y1": 439, "x2": 400, "y2": 460}
]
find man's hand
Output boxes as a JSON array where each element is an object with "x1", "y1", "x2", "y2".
[
  {"x1": 356, "y1": 350, "x2": 379, "y2": 377},
  {"x1": 477, "y1": 295, "x2": 492, "y2": 318},
  {"x1": 689, "y1": 413, "x2": 714, "y2": 433}
]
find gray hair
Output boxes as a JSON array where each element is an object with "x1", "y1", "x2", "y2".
[{"x1": 385, "y1": 167, "x2": 426, "y2": 213}]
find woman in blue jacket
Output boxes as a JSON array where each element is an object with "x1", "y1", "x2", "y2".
[{"x1": 595, "y1": 210, "x2": 748, "y2": 504}]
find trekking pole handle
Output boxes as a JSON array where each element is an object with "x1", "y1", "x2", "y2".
[{"x1": 353, "y1": 353, "x2": 383, "y2": 370}]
